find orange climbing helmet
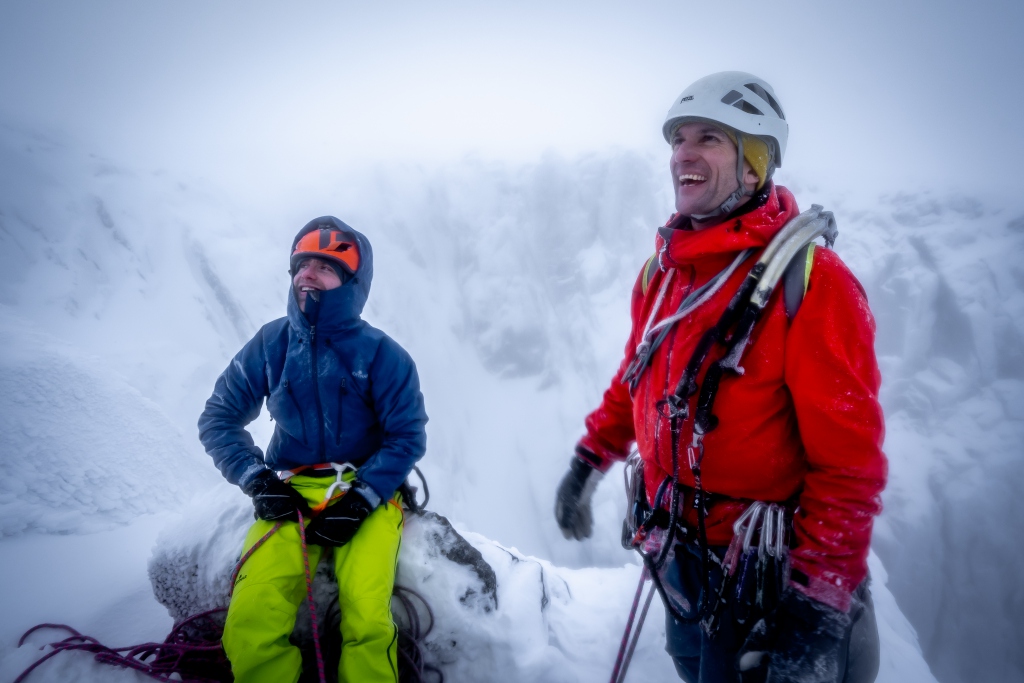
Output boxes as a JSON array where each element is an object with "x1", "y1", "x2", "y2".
[{"x1": 290, "y1": 217, "x2": 361, "y2": 278}]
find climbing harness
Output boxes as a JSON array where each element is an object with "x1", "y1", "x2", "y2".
[
  {"x1": 609, "y1": 206, "x2": 837, "y2": 681},
  {"x1": 321, "y1": 463, "x2": 357, "y2": 507}
]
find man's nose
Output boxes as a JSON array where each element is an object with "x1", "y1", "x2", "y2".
[{"x1": 672, "y1": 141, "x2": 697, "y2": 163}]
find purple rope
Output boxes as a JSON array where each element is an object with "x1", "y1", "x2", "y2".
[
  {"x1": 15, "y1": 508, "x2": 444, "y2": 683},
  {"x1": 617, "y1": 581, "x2": 655, "y2": 683},
  {"x1": 13, "y1": 515, "x2": 289, "y2": 683},
  {"x1": 14, "y1": 610, "x2": 231, "y2": 683},
  {"x1": 608, "y1": 566, "x2": 650, "y2": 683}
]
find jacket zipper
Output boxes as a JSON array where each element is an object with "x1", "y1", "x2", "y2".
[
  {"x1": 283, "y1": 379, "x2": 307, "y2": 444},
  {"x1": 336, "y1": 378, "x2": 347, "y2": 445},
  {"x1": 309, "y1": 325, "x2": 325, "y2": 461}
]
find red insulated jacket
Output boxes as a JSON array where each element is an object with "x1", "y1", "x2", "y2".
[{"x1": 578, "y1": 184, "x2": 886, "y2": 612}]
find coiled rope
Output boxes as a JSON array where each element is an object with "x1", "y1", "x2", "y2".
[{"x1": 16, "y1": 505, "x2": 440, "y2": 683}]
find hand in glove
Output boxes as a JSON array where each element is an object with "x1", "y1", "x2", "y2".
[
  {"x1": 241, "y1": 470, "x2": 311, "y2": 522},
  {"x1": 305, "y1": 487, "x2": 375, "y2": 547},
  {"x1": 737, "y1": 586, "x2": 852, "y2": 683},
  {"x1": 554, "y1": 454, "x2": 602, "y2": 540}
]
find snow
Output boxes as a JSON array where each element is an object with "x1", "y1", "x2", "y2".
[
  {"x1": 139, "y1": 494, "x2": 929, "y2": 683},
  {"x1": 0, "y1": 311, "x2": 213, "y2": 536},
  {"x1": 0, "y1": 513, "x2": 174, "y2": 682},
  {"x1": 0, "y1": 123, "x2": 1019, "y2": 681}
]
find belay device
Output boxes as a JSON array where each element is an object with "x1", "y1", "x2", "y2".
[{"x1": 609, "y1": 206, "x2": 838, "y2": 683}]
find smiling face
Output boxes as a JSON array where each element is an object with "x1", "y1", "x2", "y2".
[
  {"x1": 292, "y1": 257, "x2": 343, "y2": 311},
  {"x1": 669, "y1": 122, "x2": 760, "y2": 229}
]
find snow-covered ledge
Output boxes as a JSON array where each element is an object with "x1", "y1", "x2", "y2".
[{"x1": 149, "y1": 486, "x2": 938, "y2": 682}]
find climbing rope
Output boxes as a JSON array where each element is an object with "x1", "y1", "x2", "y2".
[
  {"x1": 297, "y1": 508, "x2": 329, "y2": 683},
  {"x1": 608, "y1": 566, "x2": 654, "y2": 683},
  {"x1": 13, "y1": 609, "x2": 231, "y2": 683},
  {"x1": 228, "y1": 521, "x2": 282, "y2": 596},
  {"x1": 393, "y1": 585, "x2": 444, "y2": 683}
]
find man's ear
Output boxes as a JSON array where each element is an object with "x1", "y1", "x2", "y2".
[{"x1": 742, "y1": 162, "x2": 760, "y2": 192}]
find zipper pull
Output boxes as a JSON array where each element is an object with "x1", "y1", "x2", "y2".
[{"x1": 309, "y1": 325, "x2": 316, "y2": 344}]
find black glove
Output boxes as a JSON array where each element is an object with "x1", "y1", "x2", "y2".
[
  {"x1": 241, "y1": 470, "x2": 311, "y2": 522},
  {"x1": 737, "y1": 586, "x2": 852, "y2": 683},
  {"x1": 305, "y1": 487, "x2": 375, "y2": 547},
  {"x1": 554, "y1": 454, "x2": 602, "y2": 540}
]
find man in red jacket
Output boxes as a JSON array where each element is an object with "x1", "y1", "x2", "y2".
[{"x1": 555, "y1": 72, "x2": 885, "y2": 683}]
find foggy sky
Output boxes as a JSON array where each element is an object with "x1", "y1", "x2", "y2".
[{"x1": 1, "y1": 0, "x2": 1022, "y2": 204}]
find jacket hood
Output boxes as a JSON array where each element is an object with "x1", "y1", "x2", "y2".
[
  {"x1": 657, "y1": 184, "x2": 799, "y2": 270},
  {"x1": 286, "y1": 216, "x2": 374, "y2": 333}
]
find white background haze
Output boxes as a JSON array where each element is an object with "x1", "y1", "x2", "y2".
[{"x1": 1, "y1": 2, "x2": 1023, "y2": 682}]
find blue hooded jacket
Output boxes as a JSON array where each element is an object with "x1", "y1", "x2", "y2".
[{"x1": 198, "y1": 217, "x2": 428, "y2": 503}]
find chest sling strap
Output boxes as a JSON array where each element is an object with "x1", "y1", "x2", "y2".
[{"x1": 639, "y1": 241, "x2": 816, "y2": 318}]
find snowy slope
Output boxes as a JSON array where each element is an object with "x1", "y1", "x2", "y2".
[
  {"x1": 0, "y1": 123, "x2": 1019, "y2": 680},
  {"x1": 0, "y1": 312, "x2": 210, "y2": 536},
  {"x1": 827, "y1": 193, "x2": 1024, "y2": 683}
]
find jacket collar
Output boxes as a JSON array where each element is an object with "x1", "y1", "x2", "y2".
[
  {"x1": 287, "y1": 285, "x2": 366, "y2": 336},
  {"x1": 657, "y1": 184, "x2": 800, "y2": 272}
]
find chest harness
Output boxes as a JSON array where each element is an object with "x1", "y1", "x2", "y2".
[{"x1": 621, "y1": 205, "x2": 838, "y2": 631}]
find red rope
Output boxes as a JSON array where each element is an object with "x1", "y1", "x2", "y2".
[
  {"x1": 229, "y1": 522, "x2": 282, "y2": 597},
  {"x1": 296, "y1": 509, "x2": 327, "y2": 683}
]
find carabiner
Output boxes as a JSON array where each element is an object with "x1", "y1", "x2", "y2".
[
  {"x1": 773, "y1": 504, "x2": 788, "y2": 558},
  {"x1": 759, "y1": 505, "x2": 775, "y2": 559},
  {"x1": 741, "y1": 502, "x2": 766, "y2": 552}
]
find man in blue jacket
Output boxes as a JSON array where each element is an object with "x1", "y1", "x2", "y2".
[{"x1": 198, "y1": 216, "x2": 428, "y2": 683}]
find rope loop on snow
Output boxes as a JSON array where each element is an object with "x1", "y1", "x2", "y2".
[{"x1": 14, "y1": 609, "x2": 232, "y2": 683}]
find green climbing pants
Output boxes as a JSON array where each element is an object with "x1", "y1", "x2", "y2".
[{"x1": 223, "y1": 474, "x2": 404, "y2": 683}]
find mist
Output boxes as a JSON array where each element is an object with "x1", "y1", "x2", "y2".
[{"x1": 1, "y1": 2, "x2": 1023, "y2": 682}]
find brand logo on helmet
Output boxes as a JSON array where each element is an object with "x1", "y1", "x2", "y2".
[
  {"x1": 721, "y1": 90, "x2": 764, "y2": 116},
  {"x1": 318, "y1": 229, "x2": 351, "y2": 252},
  {"x1": 681, "y1": 95, "x2": 694, "y2": 102}
]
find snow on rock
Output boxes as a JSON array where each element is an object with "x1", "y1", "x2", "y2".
[
  {"x1": 0, "y1": 308, "x2": 213, "y2": 536},
  {"x1": 149, "y1": 493, "x2": 935, "y2": 682}
]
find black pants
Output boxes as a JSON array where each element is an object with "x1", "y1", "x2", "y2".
[{"x1": 662, "y1": 542, "x2": 880, "y2": 683}]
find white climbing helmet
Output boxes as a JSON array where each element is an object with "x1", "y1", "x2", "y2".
[{"x1": 662, "y1": 71, "x2": 789, "y2": 169}]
